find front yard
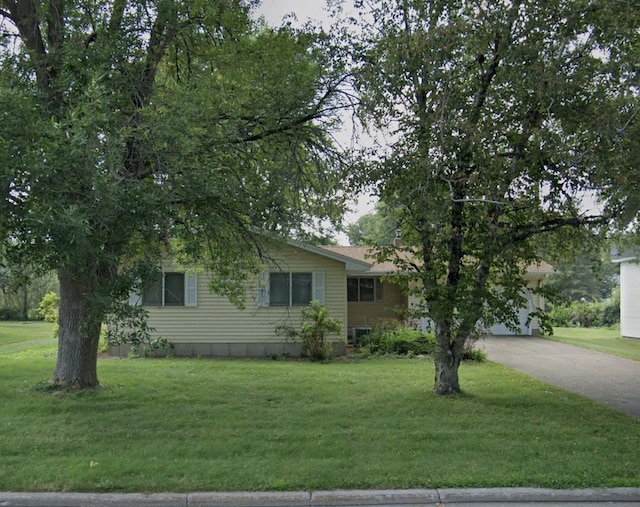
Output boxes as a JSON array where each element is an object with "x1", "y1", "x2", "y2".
[{"x1": 0, "y1": 321, "x2": 638, "y2": 492}]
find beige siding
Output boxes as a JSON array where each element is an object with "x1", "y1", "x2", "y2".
[
  {"x1": 347, "y1": 280, "x2": 407, "y2": 329},
  {"x1": 142, "y1": 244, "x2": 347, "y2": 345}
]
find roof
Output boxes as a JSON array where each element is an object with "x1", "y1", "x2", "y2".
[
  {"x1": 321, "y1": 245, "x2": 553, "y2": 275},
  {"x1": 286, "y1": 240, "x2": 372, "y2": 272},
  {"x1": 526, "y1": 261, "x2": 555, "y2": 275},
  {"x1": 611, "y1": 251, "x2": 638, "y2": 264},
  {"x1": 320, "y1": 245, "x2": 400, "y2": 273}
]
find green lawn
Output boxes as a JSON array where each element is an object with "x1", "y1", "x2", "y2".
[
  {"x1": 0, "y1": 322, "x2": 639, "y2": 492},
  {"x1": 549, "y1": 327, "x2": 640, "y2": 361},
  {"x1": 0, "y1": 321, "x2": 57, "y2": 354}
]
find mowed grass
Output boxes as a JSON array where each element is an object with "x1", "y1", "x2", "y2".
[
  {"x1": 0, "y1": 322, "x2": 639, "y2": 493},
  {"x1": 549, "y1": 327, "x2": 640, "y2": 361},
  {"x1": 0, "y1": 321, "x2": 56, "y2": 353}
]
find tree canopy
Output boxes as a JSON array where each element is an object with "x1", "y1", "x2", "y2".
[
  {"x1": 345, "y1": 202, "x2": 398, "y2": 246},
  {"x1": 0, "y1": 0, "x2": 351, "y2": 387},
  {"x1": 546, "y1": 250, "x2": 619, "y2": 304},
  {"x1": 349, "y1": 0, "x2": 640, "y2": 394}
]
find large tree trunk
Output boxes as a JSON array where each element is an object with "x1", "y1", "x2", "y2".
[
  {"x1": 433, "y1": 334, "x2": 465, "y2": 395},
  {"x1": 52, "y1": 270, "x2": 102, "y2": 389}
]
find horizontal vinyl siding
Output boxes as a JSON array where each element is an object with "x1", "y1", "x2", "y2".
[
  {"x1": 621, "y1": 262, "x2": 640, "y2": 339},
  {"x1": 347, "y1": 281, "x2": 407, "y2": 329},
  {"x1": 145, "y1": 245, "x2": 347, "y2": 344}
]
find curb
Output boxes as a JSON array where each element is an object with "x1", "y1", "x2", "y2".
[
  {"x1": 1, "y1": 488, "x2": 640, "y2": 506},
  {"x1": 439, "y1": 487, "x2": 640, "y2": 503}
]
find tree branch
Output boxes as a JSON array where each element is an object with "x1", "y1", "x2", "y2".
[
  {"x1": 46, "y1": 0, "x2": 64, "y2": 52},
  {"x1": 231, "y1": 78, "x2": 350, "y2": 144},
  {"x1": 511, "y1": 214, "x2": 607, "y2": 243},
  {"x1": 5, "y1": 0, "x2": 52, "y2": 93},
  {"x1": 108, "y1": 0, "x2": 127, "y2": 35}
]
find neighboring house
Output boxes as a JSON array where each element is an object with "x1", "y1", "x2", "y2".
[
  {"x1": 612, "y1": 255, "x2": 640, "y2": 339},
  {"x1": 110, "y1": 240, "x2": 553, "y2": 358},
  {"x1": 110, "y1": 239, "x2": 371, "y2": 358}
]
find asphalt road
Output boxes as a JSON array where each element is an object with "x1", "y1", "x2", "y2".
[{"x1": 480, "y1": 336, "x2": 640, "y2": 418}]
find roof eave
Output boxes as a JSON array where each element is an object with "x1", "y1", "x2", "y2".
[{"x1": 286, "y1": 239, "x2": 372, "y2": 272}]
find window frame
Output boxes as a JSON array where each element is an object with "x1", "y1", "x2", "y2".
[
  {"x1": 347, "y1": 276, "x2": 384, "y2": 303},
  {"x1": 269, "y1": 272, "x2": 313, "y2": 307},
  {"x1": 139, "y1": 272, "x2": 197, "y2": 308},
  {"x1": 259, "y1": 271, "x2": 325, "y2": 307}
]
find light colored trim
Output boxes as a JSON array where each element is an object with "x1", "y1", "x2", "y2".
[
  {"x1": 257, "y1": 271, "x2": 269, "y2": 307},
  {"x1": 612, "y1": 256, "x2": 637, "y2": 264},
  {"x1": 185, "y1": 273, "x2": 198, "y2": 307},
  {"x1": 313, "y1": 271, "x2": 325, "y2": 304}
]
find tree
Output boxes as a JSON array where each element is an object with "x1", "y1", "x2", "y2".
[
  {"x1": 0, "y1": 1, "x2": 350, "y2": 388},
  {"x1": 350, "y1": 0, "x2": 639, "y2": 394},
  {"x1": 345, "y1": 202, "x2": 398, "y2": 246},
  {"x1": 0, "y1": 260, "x2": 57, "y2": 320},
  {"x1": 546, "y1": 250, "x2": 618, "y2": 304}
]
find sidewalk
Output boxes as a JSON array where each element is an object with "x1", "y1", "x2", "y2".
[{"x1": 2, "y1": 488, "x2": 640, "y2": 506}]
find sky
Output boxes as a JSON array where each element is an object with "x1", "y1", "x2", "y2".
[{"x1": 255, "y1": 1, "x2": 334, "y2": 27}]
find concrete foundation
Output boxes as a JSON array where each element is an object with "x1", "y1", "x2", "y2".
[{"x1": 109, "y1": 341, "x2": 346, "y2": 359}]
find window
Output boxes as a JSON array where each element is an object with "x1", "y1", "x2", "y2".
[
  {"x1": 347, "y1": 277, "x2": 383, "y2": 302},
  {"x1": 269, "y1": 272, "x2": 312, "y2": 307},
  {"x1": 140, "y1": 272, "x2": 197, "y2": 307},
  {"x1": 259, "y1": 271, "x2": 325, "y2": 307}
]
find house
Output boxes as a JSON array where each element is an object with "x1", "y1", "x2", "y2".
[
  {"x1": 110, "y1": 239, "x2": 371, "y2": 358},
  {"x1": 322, "y1": 246, "x2": 552, "y2": 337},
  {"x1": 320, "y1": 246, "x2": 411, "y2": 340},
  {"x1": 612, "y1": 255, "x2": 640, "y2": 339},
  {"x1": 110, "y1": 240, "x2": 552, "y2": 358}
]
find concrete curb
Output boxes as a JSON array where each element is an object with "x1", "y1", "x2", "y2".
[
  {"x1": 1, "y1": 488, "x2": 640, "y2": 506},
  {"x1": 438, "y1": 487, "x2": 640, "y2": 503},
  {"x1": 310, "y1": 489, "x2": 439, "y2": 505}
]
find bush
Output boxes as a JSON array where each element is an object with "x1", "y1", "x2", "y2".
[
  {"x1": 276, "y1": 301, "x2": 344, "y2": 361},
  {"x1": 37, "y1": 292, "x2": 60, "y2": 338},
  {"x1": 0, "y1": 307, "x2": 21, "y2": 320},
  {"x1": 360, "y1": 321, "x2": 435, "y2": 356},
  {"x1": 549, "y1": 299, "x2": 620, "y2": 328},
  {"x1": 461, "y1": 339, "x2": 487, "y2": 362}
]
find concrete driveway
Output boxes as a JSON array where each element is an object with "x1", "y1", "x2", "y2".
[{"x1": 480, "y1": 336, "x2": 640, "y2": 419}]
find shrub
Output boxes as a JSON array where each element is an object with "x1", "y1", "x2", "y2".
[
  {"x1": 37, "y1": 292, "x2": 60, "y2": 338},
  {"x1": 549, "y1": 299, "x2": 620, "y2": 328},
  {"x1": 461, "y1": 339, "x2": 487, "y2": 362},
  {"x1": 0, "y1": 307, "x2": 21, "y2": 320},
  {"x1": 276, "y1": 301, "x2": 344, "y2": 361},
  {"x1": 360, "y1": 321, "x2": 435, "y2": 356}
]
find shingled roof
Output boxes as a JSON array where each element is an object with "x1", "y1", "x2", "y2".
[{"x1": 321, "y1": 245, "x2": 553, "y2": 275}]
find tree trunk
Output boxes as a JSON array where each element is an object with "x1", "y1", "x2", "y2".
[
  {"x1": 21, "y1": 285, "x2": 28, "y2": 320},
  {"x1": 433, "y1": 334, "x2": 464, "y2": 395},
  {"x1": 52, "y1": 270, "x2": 101, "y2": 389}
]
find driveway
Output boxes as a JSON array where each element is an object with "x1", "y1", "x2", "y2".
[{"x1": 480, "y1": 336, "x2": 640, "y2": 419}]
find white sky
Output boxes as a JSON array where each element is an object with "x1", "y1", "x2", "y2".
[{"x1": 255, "y1": 1, "x2": 334, "y2": 27}]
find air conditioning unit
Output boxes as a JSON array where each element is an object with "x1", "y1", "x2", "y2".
[{"x1": 349, "y1": 327, "x2": 371, "y2": 346}]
